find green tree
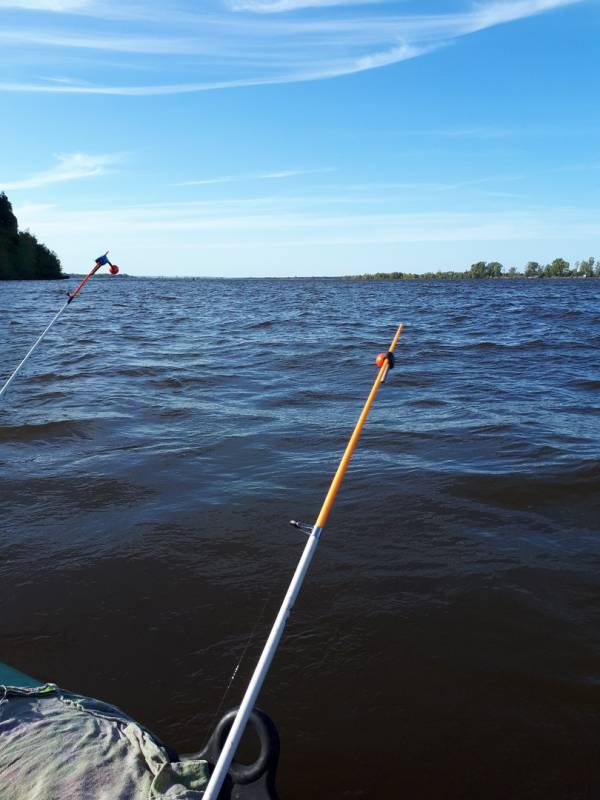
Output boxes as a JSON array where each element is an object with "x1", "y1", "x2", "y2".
[
  {"x1": 487, "y1": 261, "x2": 504, "y2": 278},
  {"x1": 469, "y1": 261, "x2": 488, "y2": 278},
  {"x1": 525, "y1": 261, "x2": 542, "y2": 277},
  {"x1": 0, "y1": 194, "x2": 63, "y2": 280},
  {"x1": 0, "y1": 239, "x2": 15, "y2": 279},
  {"x1": 0, "y1": 192, "x2": 18, "y2": 239},
  {"x1": 577, "y1": 257, "x2": 595, "y2": 277},
  {"x1": 36, "y1": 241, "x2": 62, "y2": 278},
  {"x1": 544, "y1": 258, "x2": 571, "y2": 277},
  {"x1": 15, "y1": 232, "x2": 37, "y2": 279}
]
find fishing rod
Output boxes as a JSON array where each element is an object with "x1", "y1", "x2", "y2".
[
  {"x1": 203, "y1": 323, "x2": 404, "y2": 800},
  {"x1": 0, "y1": 253, "x2": 119, "y2": 400}
]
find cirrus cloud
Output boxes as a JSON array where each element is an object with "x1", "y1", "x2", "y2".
[
  {"x1": 0, "y1": 0, "x2": 584, "y2": 95},
  {"x1": 0, "y1": 152, "x2": 121, "y2": 190}
]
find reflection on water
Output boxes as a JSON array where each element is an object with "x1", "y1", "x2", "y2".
[{"x1": 1, "y1": 277, "x2": 600, "y2": 798}]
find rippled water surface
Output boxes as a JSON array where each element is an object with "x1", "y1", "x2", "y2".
[{"x1": 1, "y1": 277, "x2": 600, "y2": 798}]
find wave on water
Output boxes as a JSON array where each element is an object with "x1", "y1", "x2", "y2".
[
  {"x1": 569, "y1": 379, "x2": 600, "y2": 390},
  {"x1": 449, "y1": 460, "x2": 600, "y2": 510},
  {"x1": 0, "y1": 419, "x2": 93, "y2": 443},
  {"x1": 248, "y1": 320, "x2": 275, "y2": 329}
]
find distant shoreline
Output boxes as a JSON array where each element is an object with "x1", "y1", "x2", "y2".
[
  {"x1": 3, "y1": 257, "x2": 599, "y2": 282},
  {"x1": 4, "y1": 274, "x2": 598, "y2": 282}
]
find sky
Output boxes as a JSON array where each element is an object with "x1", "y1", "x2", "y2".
[{"x1": 0, "y1": 0, "x2": 599, "y2": 277}]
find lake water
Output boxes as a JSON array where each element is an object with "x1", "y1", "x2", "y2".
[{"x1": 1, "y1": 277, "x2": 599, "y2": 798}]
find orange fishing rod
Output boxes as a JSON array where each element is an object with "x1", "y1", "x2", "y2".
[{"x1": 203, "y1": 323, "x2": 404, "y2": 800}]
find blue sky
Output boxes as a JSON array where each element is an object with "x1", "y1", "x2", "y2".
[{"x1": 1, "y1": 0, "x2": 598, "y2": 277}]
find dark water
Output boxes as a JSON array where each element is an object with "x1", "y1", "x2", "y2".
[{"x1": 1, "y1": 277, "x2": 600, "y2": 798}]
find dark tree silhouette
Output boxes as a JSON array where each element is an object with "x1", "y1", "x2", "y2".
[
  {"x1": 0, "y1": 192, "x2": 63, "y2": 280},
  {"x1": 0, "y1": 192, "x2": 18, "y2": 238}
]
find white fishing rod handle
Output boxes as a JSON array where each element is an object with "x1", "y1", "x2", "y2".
[{"x1": 202, "y1": 527, "x2": 321, "y2": 800}]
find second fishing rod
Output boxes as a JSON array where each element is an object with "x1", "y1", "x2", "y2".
[{"x1": 0, "y1": 253, "x2": 119, "y2": 401}]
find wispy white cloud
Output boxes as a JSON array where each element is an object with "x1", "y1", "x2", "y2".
[
  {"x1": 227, "y1": 0, "x2": 382, "y2": 12},
  {"x1": 0, "y1": 152, "x2": 120, "y2": 190},
  {"x1": 0, "y1": 0, "x2": 584, "y2": 95},
  {"x1": 0, "y1": 0, "x2": 90, "y2": 9},
  {"x1": 176, "y1": 167, "x2": 335, "y2": 186},
  {"x1": 464, "y1": 0, "x2": 580, "y2": 30},
  {"x1": 15, "y1": 197, "x2": 600, "y2": 249},
  {"x1": 0, "y1": 28, "x2": 209, "y2": 54}
]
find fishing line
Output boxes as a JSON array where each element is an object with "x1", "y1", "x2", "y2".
[
  {"x1": 204, "y1": 513, "x2": 317, "y2": 742},
  {"x1": 0, "y1": 252, "x2": 119, "y2": 400},
  {"x1": 204, "y1": 587, "x2": 274, "y2": 743}
]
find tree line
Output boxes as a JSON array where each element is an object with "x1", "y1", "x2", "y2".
[
  {"x1": 0, "y1": 192, "x2": 63, "y2": 280},
  {"x1": 349, "y1": 258, "x2": 599, "y2": 281}
]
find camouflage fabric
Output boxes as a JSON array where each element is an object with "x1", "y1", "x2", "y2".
[{"x1": 0, "y1": 683, "x2": 209, "y2": 799}]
